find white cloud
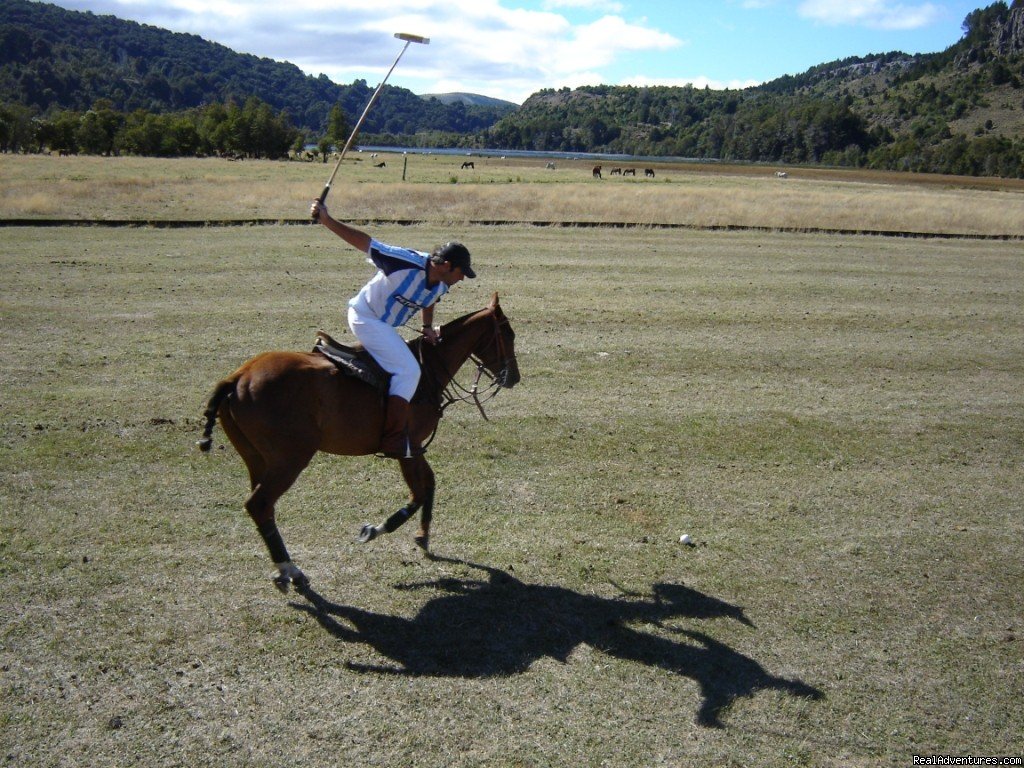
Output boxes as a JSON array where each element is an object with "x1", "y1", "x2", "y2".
[
  {"x1": 338, "y1": 4, "x2": 682, "y2": 102},
  {"x1": 52, "y1": 0, "x2": 683, "y2": 103},
  {"x1": 797, "y1": 0, "x2": 942, "y2": 30},
  {"x1": 542, "y1": 0, "x2": 624, "y2": 11}
]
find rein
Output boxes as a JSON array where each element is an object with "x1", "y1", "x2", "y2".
[
  {"x1": 417, "y1": 312, "x2": 515, "y2": 445},
  {"x1": 442, "y1": 353, "x2": 504, "y2": 421}
]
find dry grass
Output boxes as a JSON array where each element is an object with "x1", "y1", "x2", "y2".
[
  {"x1": 1, "y1": 220, "x2": 1021, "y2": 766},
  {"x1": 2, "y1": 153, "x2": 1024, "y2": 236}
]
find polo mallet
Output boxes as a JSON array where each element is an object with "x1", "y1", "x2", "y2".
[{"x1": 313, "y1": 32, "x2": 430, "y2": 219}]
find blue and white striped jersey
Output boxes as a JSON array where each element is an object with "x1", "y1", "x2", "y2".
[{"x1": 348, "y1": 238, "x2": 449, "y2": 327}]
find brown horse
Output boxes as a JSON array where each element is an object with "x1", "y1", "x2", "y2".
[{"x1": 198, "y1": 293, "x2": 519, "y2": 591}]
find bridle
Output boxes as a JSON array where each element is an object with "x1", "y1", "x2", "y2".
[
  {"x1": 419, "y1": 311, "x2": 517, "y2": 425},
  {"x1": 449, "y1": 313, "x2": 516, "y2": 421}
]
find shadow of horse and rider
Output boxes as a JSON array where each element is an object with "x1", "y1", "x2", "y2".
[{"x1": 292, "y1": 557, "x2": 822, "y2": 728}]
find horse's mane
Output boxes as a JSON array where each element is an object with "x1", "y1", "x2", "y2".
[
  {"x1": 441, "y1": 304, "x2": 493, "y2": 334},
  {"x1": 407, "y1": 306, "x2": 486, "y2": 354}
]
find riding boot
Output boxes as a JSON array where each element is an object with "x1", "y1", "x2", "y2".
[{"x1": 380, "y1": 395, "x2": 419, "y2": 459}]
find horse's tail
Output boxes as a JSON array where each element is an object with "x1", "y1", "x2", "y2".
[{"x1": 196, "y1": 377, "x2": 236, "y2": 452}]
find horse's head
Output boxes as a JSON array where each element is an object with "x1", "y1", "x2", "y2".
[
  {"x1": 425, "y1": 294, "x2": 520, "y2": 415},
  {"x1": 477, "y1": 293, "x2": 520, "y2": 389}
]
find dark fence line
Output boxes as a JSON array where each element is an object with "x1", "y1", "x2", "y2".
[{"x1": 2, "y1": 218, "x2": 1022, "y2": 241}]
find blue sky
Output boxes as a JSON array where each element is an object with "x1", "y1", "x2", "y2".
[{"x1": 52, "y1": 0, "x2": 985, "y2": 103}]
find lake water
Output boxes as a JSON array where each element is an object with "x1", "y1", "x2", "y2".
[{"x1": 356, "y1": 145, "x2": 712, "y2": 165}]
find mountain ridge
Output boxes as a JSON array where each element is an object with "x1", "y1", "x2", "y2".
[{"x1": 422, "y1": 92, "x2": 519, "y2": 108}]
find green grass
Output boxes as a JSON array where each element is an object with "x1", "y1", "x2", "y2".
[
  {"x1": 4, "y1": 153, "x2": 1024, "y2": 235},
  {"x1": 2, "y1": 221, "x2": 1021, "y2": 766}
]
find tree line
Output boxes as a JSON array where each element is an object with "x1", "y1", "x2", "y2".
[
  {"x1": 0, "y1": 96, "x2": 355, "y2": 158},
  {"x1": 478, "y1": 77, "x2": 1023, "y2": 178}
]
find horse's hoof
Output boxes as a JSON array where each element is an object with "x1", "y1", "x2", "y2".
[
  {"x1": 270, "y1": 565, "x2": 305, "y2": 593},
  {"x1": 358, "y1": 524, "x2": 378, "y2": 544},
  {"x1": 414, "y1": 534, "x2": 430, "y2": 553}
]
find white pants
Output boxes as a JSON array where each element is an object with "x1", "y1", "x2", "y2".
[{"x1": 348, "y1": 306, "x2": 420, "y2": 400}]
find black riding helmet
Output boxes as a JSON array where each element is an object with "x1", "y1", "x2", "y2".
[{"x1": 433, "y1": 241, "x2": 475, "y2": 278}]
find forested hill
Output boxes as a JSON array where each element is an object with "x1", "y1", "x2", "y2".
[
  {"x1": 2, "y1": 0, "x2": 1024, "y2": 176},
  {"x1": 484, "y1": 1, "x2": 1024, "y2": 176},
  {"x1": 0, "y1": 0, "x2": 515, "y2": 135}
]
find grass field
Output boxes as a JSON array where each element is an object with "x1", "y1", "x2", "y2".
[
  {"x1": 3, "y1": 152, "x2": 1024, "y2": 236},
  {"x1": 1, "y1": 156, "x2": 1022, "y2": 766}
]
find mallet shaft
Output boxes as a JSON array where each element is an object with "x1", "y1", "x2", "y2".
[{"x1": 314, "y1": 33, "x2": 430, "y2": 215}]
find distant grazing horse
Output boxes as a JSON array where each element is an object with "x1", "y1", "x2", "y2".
[
  {"x1": 374, "y1": 161, "x2": 387, "y2": 168},
  {"x1": 592, "y1": 165, "x2": 602, "y2": 179},
  {"x1": 198, "y1": 294, "x2": 520, "y2": 591},
  {"x1": 623, "y1": 168, "x2": 636, "y2": 176},
  {"x1": 461, "y1": 161, "x2": 475, "y2": 169},
  {"x1": 610, "y1": 168, "x2": 622, "y2": 175},
  {"x1": 644, "y1": 168, "x2": 655, "y2": 178}
]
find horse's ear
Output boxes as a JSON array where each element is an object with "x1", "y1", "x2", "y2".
[{"x1": 489, "y1": 292, "x2": 500, "y2": 311}]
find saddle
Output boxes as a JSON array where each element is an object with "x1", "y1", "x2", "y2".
[{"x1": 313, "y1": 330, "x2": 391, "y2": 391}]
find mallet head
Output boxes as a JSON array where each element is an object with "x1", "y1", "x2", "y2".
[{"x1": 395, "y1": 32, "x2": 430, "y2": 45}]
